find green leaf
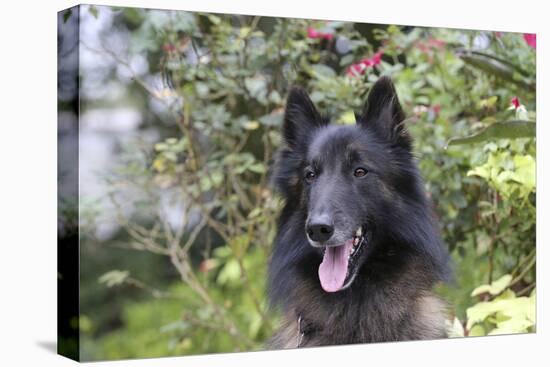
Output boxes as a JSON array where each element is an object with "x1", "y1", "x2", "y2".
[
  {"x1": 239, "y1": 26, "x2": 251, "y2": 38},
  {"x1": 477, "y1": 96, "x2": 498, "y2": 109},
  {"x1": 213, "y1": 246, "x2": 232, "y2": 259},
  {"x1": 241, "y1": 120, "x2": 260, "y2": 130},
  {"x1": 199, "y1": 171, "x2": 223, "y2": 191},
  {"x1": 195, "y1": 82, "x2": 210, "y2": 97},
  {"x1": 489, "y1": 317, "x2": 532, "y2": 335},
  {"x1": 467, "y1": 165, "x2": 490, "y2": 181},
  {"x1": 63, "y1": 9, "x2": 72, "y2": 23},
  {"x1": 207, "y1": 14, "x2": 221, "y2": 25},
  {"x1": 495, "y1": 289, "x2": 517, "y2": 300},
  {"x1": 446, "y1": 120, "x2": 535, "y2": 148},
  {"x1": 244, "y1": 76, "x2": 267, "y2": 98},
  {"x1": 337, "y1": 110, "x2": 356, "y2": 125},
  {"x1": 458, "y1": 50, "x2": 534, "y2": 91},
  {"x1": 466, "y1": 293, "x2": 535, "y2": 331},
  {"x1": 216, "y1": 259, "x2": 241, "y2": 285},
  {"x1": 99, "y1": 270, "x2": 130, "y2": 287},
  {"x1": 248, "y1": 311, "x2": 263, "y2": 338},
  {"x1": 468, "y1": 324, "x2": 485, "y2": 337},
  {"x1": 78, "y1": 315, "x2": 93, "y2": 333},
  {"x1": 466, "y1": 300, "x2": 502, "y2": 330},
  {"x1": 311, "y1": 64, "x2": 336, "y2": 78},
  {"x1": 259, "y1": 113, "x2": 283, "y2": 127},
  {"x1": 247, "y1": 207, "x2": 262, "y2": 219},
  {"x1": 471, "y1": 274, "x2": 513, "y2": 297},
  {"x1": 511, "y1": 155, "x2": 536, "y2": 191},
  {"x1": 268, "y1": 90, "x2": 282, "y2": 104},
  {"x1": 248, "y1": 163, "x2": 266, "y2": 174},
  {"x1": 123, "y1": 8, "x2": 144, "y2": 28},
  {"x1": 228, "y1": 234, "x2": 250, "y2": 257},
  {"x1": 88, "y1": 5, "x2": 99, "y2": 19}
]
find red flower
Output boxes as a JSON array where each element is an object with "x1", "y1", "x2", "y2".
[
  {"x1": 370, "y1": 51, "x2": 383, "y2": 65},
  {"x1": 523, "y1": 33, "x2": 536, "y2": 49},
  {"x1": 307, "y1": 27, "x2": 334, "y2": 40},
  {"x1": 415, "y1": 38, "x2": 445, "y2": 55},
  {"x1": 511, "y1": 97, "x2": 520, "y2": 109},
  {"x1": 307, "y1": 27, "x2": 319, "y2": 38},
  {"x1": 347, "y1": 51, "x2": 384, "y2": 77},
  {"x1": 433, "y1": 104, "x2": 441, "y2": 116},
  {"x1": 346, "y1": 63, "x2": 365, "y2": 77},
  {"x1": 494, "y1": 31, "x2": 503, "y2": 38},
  {"x1": 427, "y1": 38, "x2": 446, "y2": 49},
  {"x1": 161, "y1": 43, "x2": 176, "y2": 53},
  {"x1": 359, "y1": 58, "x2": 372, "y2": 67},
  {"x1": 415, "y1": 42, "x2": 429, "y2": 53}
]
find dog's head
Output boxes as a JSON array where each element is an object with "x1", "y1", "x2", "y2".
[{"x1": 274, "y1": 77, "x2": 434, "y2": 293}]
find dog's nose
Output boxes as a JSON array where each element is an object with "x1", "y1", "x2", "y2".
[{"x1": 306, "y1": 220, "x2": 334, "y2": 242}]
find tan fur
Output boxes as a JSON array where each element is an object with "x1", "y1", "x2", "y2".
[
  {"x1": 269, "y1": 316, "x2": 301, "y2": 349},
  {"x1": 268, "y1": 291, "x2": 448, "y2": 349},
  {"x1": 413, "y1": 293, "x2": 448, "y2": 339}
]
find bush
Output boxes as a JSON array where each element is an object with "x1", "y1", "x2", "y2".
[{"x1": 74, "y1": 5, "x2": 536, "y2": 359}]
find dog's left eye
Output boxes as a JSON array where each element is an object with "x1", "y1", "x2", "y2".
[
  {"x1": 353, "y1": 167, "x2": 368, "y2": 178},
  {"x1": 305, "y1": 170, "x2": 316, "y2": 183}
]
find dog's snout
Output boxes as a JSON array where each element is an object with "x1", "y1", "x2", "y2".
[{"x1": 306, "y1": 216, "x2": 335, "y2": 243}]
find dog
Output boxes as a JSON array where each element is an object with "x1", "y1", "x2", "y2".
[{"x1": 268, "y1": 77, "x2": 450, "y2": 348}]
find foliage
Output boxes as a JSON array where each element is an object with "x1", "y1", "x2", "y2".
[
  {"x1": 77, "y1": 5, "x2": 536, "y2": 360},
  {"x1": 448, "y1": 275, "x2": 536, "y2": 337},
  {"x1": 446, "y1": 120, "x2": 535, "y2": 146}
]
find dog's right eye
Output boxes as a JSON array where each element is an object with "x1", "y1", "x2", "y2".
[
  {"x1": 354, "y1": 167, "x2": 368, "y2": 178},
  {"x1": 304, "y1": 170, "x2": 316, "y2": 183}
]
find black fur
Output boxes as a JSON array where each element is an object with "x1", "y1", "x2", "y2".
[{"x1": 268, "y1": 77, "x2": 450, "y2": 348}]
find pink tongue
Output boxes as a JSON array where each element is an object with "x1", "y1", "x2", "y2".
[{"x1": 318, "y1": 240, "x2": 353, "y2": 292}]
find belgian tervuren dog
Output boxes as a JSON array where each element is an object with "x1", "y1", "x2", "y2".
[{"x1": 268, "y1": 76, "x2": 450, "y2": 348}]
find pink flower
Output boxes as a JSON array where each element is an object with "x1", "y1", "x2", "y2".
[
  {"x1": 346, "y1": 63, "x2": 365, "y2": 77},
  {"x1": 523, "y1": 33, "x2": 536, "y2": 49},
  {"x1": 161, "y1": 43, "x2": 176, "y2": 53},
  {"x1": 413, "y1": 105, "x2": 429, "y2": 117},
  {"x1": 415, "y1": 38, "x2": 445, "y2": 55},
  {"x1": 359, "y1": 58, "x2": 372, "y2": 67},
  {"x1": 433, "y1": 104, "x2": 441, "y2": 116},
  {"x1": 346, "y1": 51, "x2": 384, "y2": 77},
  {"x1": 370, "y1": 51, "x2": 383, "y2": 65},
  {"x1": 307, "y1": 27, "x2": 319, "y2": 38},
  {"x1": 494, "y1": 31, "x2": 503, "y2": 38},
  {"x1": 511, "y1": 97, "x2": 520, "y2": 109},
  {"x1": 307, "y1": 27, "x2": 334, "y2": 40},
  {"x1": 427, "y1": 38, "x2": 446, "y2": 49}
]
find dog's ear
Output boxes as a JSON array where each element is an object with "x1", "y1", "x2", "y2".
[
  {"x1": 357, "y1": 77, "x2": 410, "y2": 148},
  {"x1": 283, "y1": 87, "x2": 325, "y2": 148}
]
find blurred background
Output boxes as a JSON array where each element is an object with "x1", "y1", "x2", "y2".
[{"x1": 57, "y1": 5, "x2": 536, "y2": 361}]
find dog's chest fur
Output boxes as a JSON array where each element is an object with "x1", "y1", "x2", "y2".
[
  {"x1": 268, "y1": 257, "x2": 448, "y2": 349},
  {"x1": 269, "y1": 292, "x2": 447, "y2": 348}
]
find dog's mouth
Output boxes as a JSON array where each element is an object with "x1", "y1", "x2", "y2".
[{"x1": 318, "y1": 226, "x2": 368, "y2": 293}]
